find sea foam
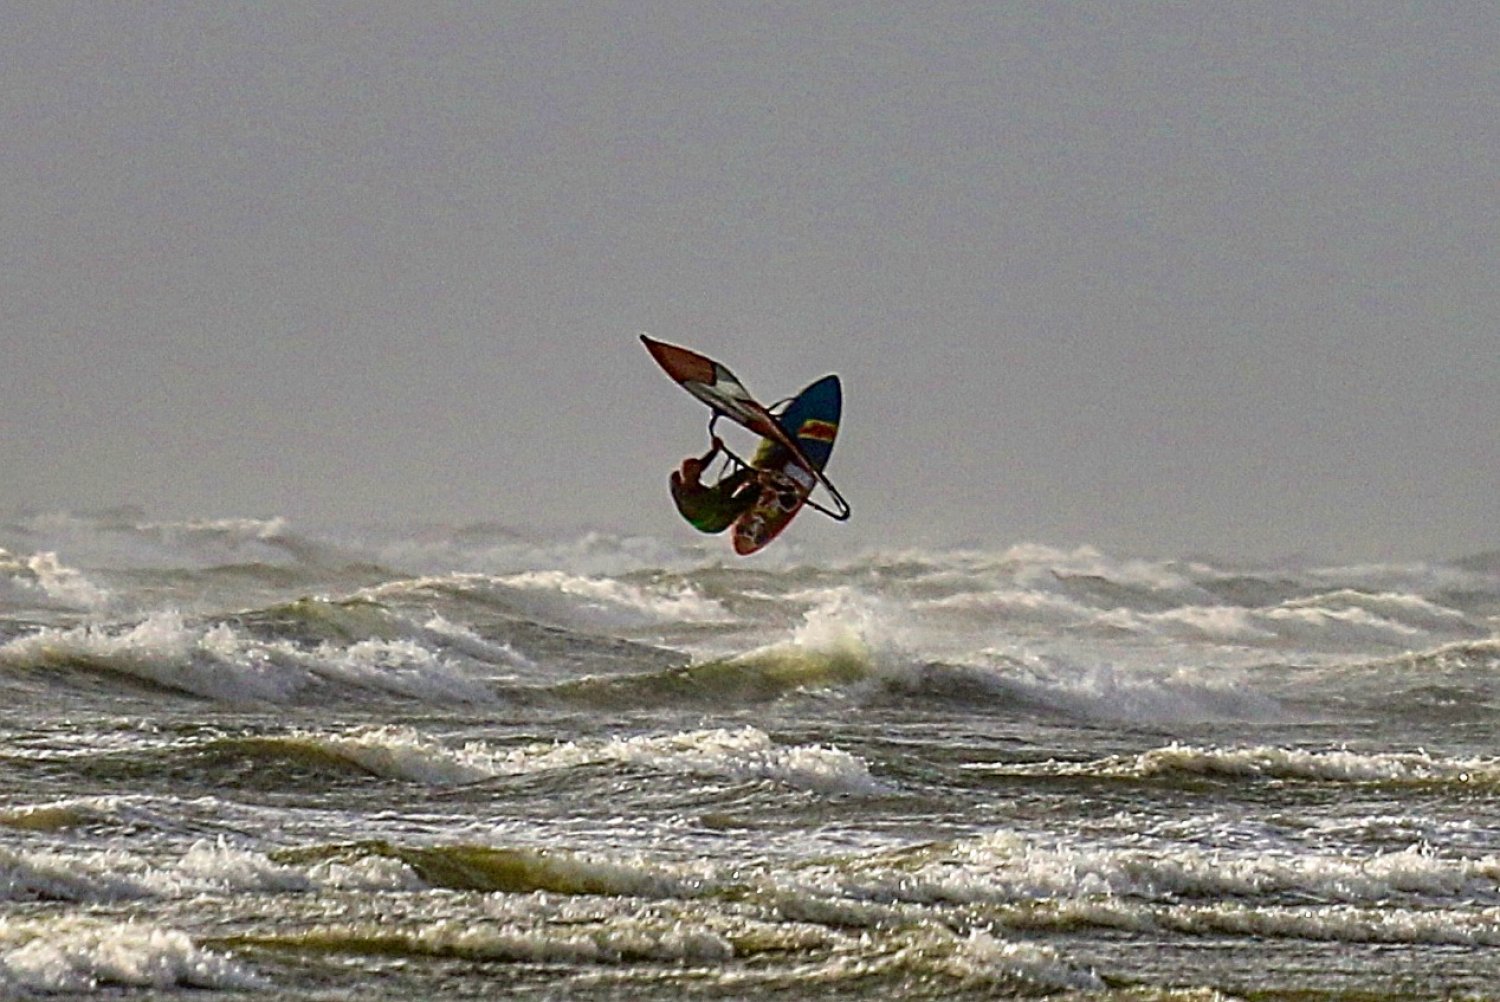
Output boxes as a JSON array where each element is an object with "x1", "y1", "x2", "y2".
[
  {"x1": 0, "y1": 916, "x2": 266, "y2": 994},
  {"x1": 0, "y1": 548, "x2": 110, "y2": 610},
  {"x1": 261, "y1": 723, "x2": 883, "y2": 795},
  {"x1": 0, "y1": 839, "x2": 415, "y2": 905},
  {"x1": 1012, "y1": 742, "x2": 1500, "y2": 786},
  {"x1": 828, "y1": 833, "x2": 1500, "y2": 910},
  {"x1": 0, "y1": 610, "x2": 498, "y2": 705}
]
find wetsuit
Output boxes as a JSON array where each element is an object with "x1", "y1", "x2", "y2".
[{"x1": 670, "y1": 457, "x2": 761, "y2": 534}]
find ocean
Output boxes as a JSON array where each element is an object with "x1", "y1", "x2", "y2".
[{"x1": 3, "y1": 510, "x2": 1499, "y2": 1000}]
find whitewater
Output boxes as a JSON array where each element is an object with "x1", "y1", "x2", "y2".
[{"x1": 3, "y1": 511, "x2": 1499, "y2": 999}]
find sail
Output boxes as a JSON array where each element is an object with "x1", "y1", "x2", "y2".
[{"x1": 640, "y1": 335, "x2": 803, "y2": 461}]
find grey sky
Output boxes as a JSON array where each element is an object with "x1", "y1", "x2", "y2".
[{"x1": 3, "y1": 3, "x2": 1496, "y2": 561}]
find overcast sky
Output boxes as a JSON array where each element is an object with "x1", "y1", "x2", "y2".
[{"x1": 3, "y1": 3, "x2": 1497, "y2": 561}]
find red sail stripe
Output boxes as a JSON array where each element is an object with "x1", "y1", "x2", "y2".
[{"x1": 798, "y1": 419, "x2": 838, "y2": 443}]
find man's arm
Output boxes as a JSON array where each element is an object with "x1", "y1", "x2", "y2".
[{"x1": 696, "y1": 436, "x2": 725, "y2": 467}]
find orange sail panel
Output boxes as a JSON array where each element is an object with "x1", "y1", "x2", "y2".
[{"x1": 640, "y1": 335, "x2": 808, "y2": 467}]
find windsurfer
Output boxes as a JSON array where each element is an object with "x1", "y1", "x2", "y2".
[{"x1": 670, "y1": 437, "x2": 762, "y2": 534}]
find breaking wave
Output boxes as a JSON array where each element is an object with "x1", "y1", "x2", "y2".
[
  {"x1": 0, "y1": 839, "x2": 414, "y2": 905},
  {"x1": 214, "y1": 724, "x2": 883, "y2": 795},
  {"x1": 0, "y1": 548, "x2": 109, "y2": 611},
  {"x1": 980, "y1": 742, "x2": 1500, "y2": 789},
  {"x1": 823, "y1": 831, "x2": 1500, "y2": 920},
  {"x1": 0, "y1": 608, "x2": 515, "y2": 705},
  {"x1": 0, "y1": 917, "x2": 267, "y2": 995},
  {"x1": 361, "y1": 569, "x2": 735, "y2": 631}
]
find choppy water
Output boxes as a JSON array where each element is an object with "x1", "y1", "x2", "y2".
[{"x1": 3, "y1": 510, "x2": 1499, "y2": 999}]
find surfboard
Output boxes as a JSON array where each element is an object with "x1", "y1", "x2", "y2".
[{"x1": 732, "y1": 374, "x2": 841, "y2": 556}]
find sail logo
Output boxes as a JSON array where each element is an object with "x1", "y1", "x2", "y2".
[{"x1": 798, "y1": 419, "x2": 838, "y2": 443}]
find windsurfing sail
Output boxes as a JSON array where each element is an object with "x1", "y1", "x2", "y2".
[
  {"x1": 641, "y1": 335, "x2": 851, "y2": 521},
  {"x1": 640, "y1": 335, "x2": 787, "y2": 445}
]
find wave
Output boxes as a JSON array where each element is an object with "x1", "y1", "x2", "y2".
[
  {"x1": 811, "y1": 833, "x2": 1500, "y2": 948},
  {"x1": 0, "y1": 548, "x2": 109, "y2": 611},
  {"x1": 2, "y1": 510, "x2": 356, "y2": 573},
  {"x1": 9, "y1": 822, "x2": 1498, "y2": 988},
  {"x1": 1281, "y1": 588, "x2": 1477, "y2": 631},
  {"x1": 1393, "y1": 636, "x2": 1500, "y2": 671},
  {"x1": 213, "y1": 724, "x2": 883, "y2": 795},
  {"x1": 0, "y1": 834, "x2": 1107, "y2": 992},
  {"x1": 873, "y1": 656, "x2": 1282, "y2": 724},
  {"x1": 0, "y1": 916, "x2": 266, "y2": 995},
  {"x1": 1284, "y1": 638, "x2": 1500, "y2": 722},
  {"x1": 0, "y1": 794, "x2": 224, "y2": 837},
  {"x1": 878, "y1": 550, "x2": 1495, "y2": 662},
  {"x1": 0, "y1": 609, "x2": 512, "y2": 705},
  {"x1": 1126, "y1": 743, "x2": 1500, "y2": 785},
  {"x1": 972, "y1": 742, "x2": 1500, "y2": 788},
  {"x1": 241, "y1": 916, "x2": 740, "y2": 968},
  {"x1": 981, "y1": 897, "x2": 1500, "y2": 949},
  {"x1": 0, "y1": 574, "x2": 1282, "y2": 721},
  {"x1": 11, "y1": 509, "x2": 1500, "y2": 592},
  {"x1": 279, "y1": 840, "x2": 709, "y2": 899},
  {"x1": 916, "y1": 585, "x2": 1484, "y2": 651},
  {"x1": 5, "y1": 514, "x2": 1498, "y2": 725},
  {"x1": 0, "y1": 583, "x2": 816, "y2": 709},
  {"x1": 0, "y1": 839, "x2": 416, "y2": 905},
  {"x1": 1, "y1": 834, "x2": 707, "y2": 907},
  {"x1": 7, "y1": 574, "x2": 1485, "y2": 727},
  {"x1": 231, "y1": 919, "x2": 1101, "y2": 992},
  {"x1": 256, "y1": 831, "x2": 1500, "y2": 958},
  {"x1": 556, "y1": 589, "x2": 1288, "y2": 724},
  {"x1": 828, "y1": 832, "x2": 1500, "y2": 912},
  {"x1": 555, "y1": 645, "x2": 870, "y2": 708},
  {"x1": 3, "y1": 510, "x2": 721, "y2": 580},
  {"x1": 362, "y1": 569, "x2": 735, "y2": 630}
]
